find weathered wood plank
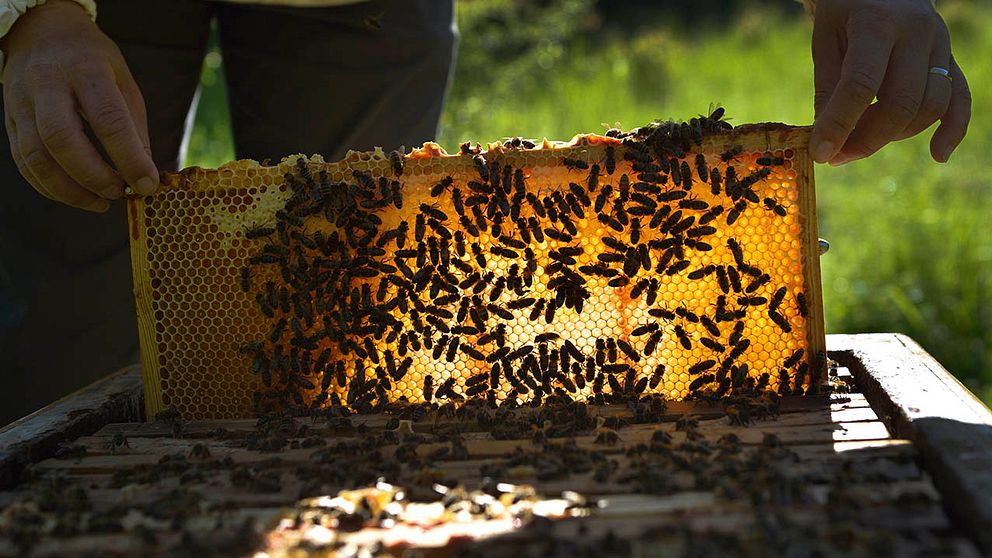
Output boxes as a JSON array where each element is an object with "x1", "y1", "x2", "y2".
[
  {"x1": 828, "y1": 333, "x2": 992, "y2": 554},
  {"x1": 0, "y1": 364, "x2": 143, "y2": 488}
]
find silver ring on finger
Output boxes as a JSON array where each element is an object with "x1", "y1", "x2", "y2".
[{"x1": 928, "y1": 66, "x2": 952, "y2": 81}]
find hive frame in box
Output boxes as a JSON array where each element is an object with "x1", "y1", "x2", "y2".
[{"x1": 127, "y1": 124, "x2": 823, "y2": 419}]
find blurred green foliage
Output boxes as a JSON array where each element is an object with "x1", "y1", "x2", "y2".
[{"x1": 186, "y1": 0, "x2": 992, "y2": 404}]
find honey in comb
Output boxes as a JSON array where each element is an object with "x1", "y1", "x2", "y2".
[{"x1": 129, "y1": 119, "x2": 824, "y2": 419}]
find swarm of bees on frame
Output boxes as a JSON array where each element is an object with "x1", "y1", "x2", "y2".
[{"x1": 237, "y1": 108, "x2": 820, "y2": 415}]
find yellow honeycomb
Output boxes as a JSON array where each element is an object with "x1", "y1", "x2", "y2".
[{"x1": 128, "y1": 122, "x2": 824, "y2": 419}]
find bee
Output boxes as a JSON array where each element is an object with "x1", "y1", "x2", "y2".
[
  {"x1": 631, "y1": 323, "x2": 660, "y2": 336},
  {"x1": 678, "y1": 198, "x2": 709, "y2": 211},
  {"x1": 675, "y1": 305, "x2": 699, "y2": 323},
  {"x1": 420, "y1": 203, "x2": 448, "y2": 222},
  {"x1": 728, "y1": 338, "x2": 751, "y2": 360},
  {"x1": 689, "y1": 359, "x2": 716, "y2": 375},
  {"x1": 648, "y1": 363, "x2": 666, "y2": 389},
  {"x1": 240, "y1": 266, "x2": 252, "y2": 293},
  {"x1": 473, "y1": 154, "x2": 490, "y2": 182},
  {"x1": 756, "y1": 155, "x2": 785, "y2": 166},
  {"x1": 255, "y1": 294, "x2": 275, "y2": 318},
  {"x1": 728, "y1": 321, "x2": 745, "y2": 346},
  {"x1": 674, "y1": 325, "x2": 692, "y2": 350},
  {"x1": 562, "y1": 157, "x2": 589, "y2": 171},
  {"x1": 423, "y1": 374, "x2": 434, "y2": 402},
  {"x1": 725, "y1": 200, "x2": 747, "y2": 226},
  {"x1": 783, "y1": 348, "x2": 805, "y2": 368},
  {"x1": 680, "y1": 161, "x2": 693, "y2": 189},
  {"x1": 604, "y1": 145, "x2": 616, "y2": 175},
  {"x1": 534, "y1": 332, "x2": 560, "y2": 344},
  {"x1": 269, "y1": 318, "x2": 287, "y2": 343},
  {"x1": 763, "y1": 197, "x2": 787, "y2": 217},
  {"x1": 642, "y1": 330, "x2": 664, "y2": 358},
  {"x1": 529, "y1": 298, "x2": 546, "y2": 322},
  {"x1": 431, "y1": 176, "x2": 453, "y2": 197},
  {"x1": 769, "y1": 310, "x2": 792, "y2": 333},
  {"x1": 445, "y1": 336, "x2": 460, "y2": 362},
  {"x1": 617, "y1": 339, "x2": 640, "y2": 362},
  {"x1": 769, "y1": 286, "x2": 788, "y2": 311},
  {"x1": 714, "y1": 266, "x2": 730, "y2": 293},
  {"x1": 245, "y1": 225, "x2": 275, "y2": 239},
  {"x1": 796, "y1": 291, "x2": 809, "y2": 318},
  {"x1": 700, "y1": 316, "x2": 721, "y2": 337},
  {"x1": 745, "y1": 273, "x2": 771, "y2": 293},
  {"x1": 689, "y1": 374, "x2": 715, "y2": 391},
  {"x1": 738, "y1": 295, "x2": 767, "y2": 306},
  {"x1": 668, "y1": 157, "x2": 682, "y2": 185},
  {"x1": 389, "y1": 148, "x2": 404, "y2": 176},
  {"x1": 707, "y1": 168, "x2": 722, "y2": 197},
  {"x1": 492, "y1": 246, "x2": 518, "y2": 259},
  {"x1": 665, "y1": 259, "x2": 691, "y2": 276},
  {"x1": 755, "y1": 372, "x2": 770, "y2": 392},
  {"x1": 580, "y1": 163, "x2": 600, "y2": 195},
  {"x1": 720, "y1": 145, "x2": 743, "y2": 162},
  {"x1": 699, "y1": 337, "x2": 725, "y2": 353}
]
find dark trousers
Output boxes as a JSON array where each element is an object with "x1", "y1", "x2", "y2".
[{"x1": 0, "y1": 0, "x2": 456, "y2": 425}]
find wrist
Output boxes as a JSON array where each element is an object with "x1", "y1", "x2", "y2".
[{"x1": 0, "y1": 0, "x2": 97, "y2": 66}]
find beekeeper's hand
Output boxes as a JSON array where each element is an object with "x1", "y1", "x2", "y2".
[
  {"x1": 2, "y1": 0, "x2": 158, "y2": 212},
  {"x1": 810, "y1": 0, "x2": 970, "y2": 164}
]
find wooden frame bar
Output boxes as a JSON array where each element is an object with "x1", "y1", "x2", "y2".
[
  {"x1": 828, "y1": 333, "x2": 992, "y2": 553},
  {"x1": 0, "y1": 365, "x2": 143, "y2": 489}
]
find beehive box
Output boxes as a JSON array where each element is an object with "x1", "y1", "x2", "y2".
[
  {"x1": 1, "y1": 334, "x2": 990, "y2": 557},
  {"x1": 127, "y1": 121, "x2": 824, "y2": 419}
]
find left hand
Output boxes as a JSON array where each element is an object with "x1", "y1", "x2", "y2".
[{"x1": 810, "y1": 0, "x2": 971, "y2": 165}]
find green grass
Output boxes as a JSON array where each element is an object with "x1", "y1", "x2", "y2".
[{"x1": 185, "y1": 2, "x2": 992, "y2": 404}]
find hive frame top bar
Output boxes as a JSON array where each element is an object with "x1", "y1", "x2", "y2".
[
  {"x1": 153, "y1": 124, "x2": 812, "y2": 192},
  {"x1": 128, "y1": 123, "x2": 822, "y2": 419}
]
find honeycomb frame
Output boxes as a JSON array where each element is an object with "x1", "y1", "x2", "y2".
[{"x1": 128, "y1": 124, "x2": 824, "y2": 419}]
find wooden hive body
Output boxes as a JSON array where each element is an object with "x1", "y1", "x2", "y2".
[{"x1": 128, "y1": 124, "x2": 824, "y2": 419}]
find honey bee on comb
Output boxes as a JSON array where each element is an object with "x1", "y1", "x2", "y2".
[{"x1": 131, "y1": 112, "x2": 821, "y2": 418}]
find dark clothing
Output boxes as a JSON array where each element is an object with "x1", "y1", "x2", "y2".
[{"x1": 0, "y1": 0, "x2": 456, "y2": 425}]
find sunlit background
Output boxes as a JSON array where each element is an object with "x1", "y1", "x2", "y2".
[{"x1": 185, "y1": 0, "x2": 991, "y2": 404}]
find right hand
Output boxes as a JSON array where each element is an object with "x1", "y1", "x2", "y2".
[{"x1": 1, "y1": 0, "x2": 158, "y2": 212}]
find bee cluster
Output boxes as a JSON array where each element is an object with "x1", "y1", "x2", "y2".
[
  {"x1": 235, "y1": 111, "x2": 819, "y2": 415},
  {"x1": 0, "y1": 369, "x2": 978, "y2": 557}
]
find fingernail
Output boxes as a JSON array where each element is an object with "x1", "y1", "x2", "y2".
[
  {"x1": 86, "y1": 199, "x2": 110, "y2": 213},
  {"x1": 829, "y1": 153, "x2": 854, "y2": 166},
  {"x1": 811, "y1": 140, "x2": 835, "y2": 164},
  {"x1": 939, "y1": 145, "x2": 955, "y2": 163},
  {"x1": 135, "y1": 176, "x2": 158, "y2": 196}
]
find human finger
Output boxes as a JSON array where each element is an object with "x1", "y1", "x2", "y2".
[
  {"x1": 810, "y1": 15, "x2": 895, "y2": 163},
  {"x1": 115, "y1": 66, "x2": 155, "y2": 173},
  {"x1": 33, "y1": 83, "x2": 125, "y2": 199},
  {"x1": 894, "y1": 71, "x2": 952, "y2": 143},
  {"x1": 72, "y1": 66, "x2": 158, "y2": 195},
  {"x1": 811, "y1": 5, "x2": 844, "y2": 119},
  {"x1": 14, "y1": 112, "x2": 108, "y2": 212},
  {"x1": 5, "y1": 112, "x2": 55, "y2": 201},
  {"x1": 930, "y1": 56, "x2": 970, "y2": 163},
  {"x1": 895, "y1": 28, "x2": 953, "y2": 141},
  {"x1": 829, "y1": 35, "x2": 933, "y2": 164}
]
